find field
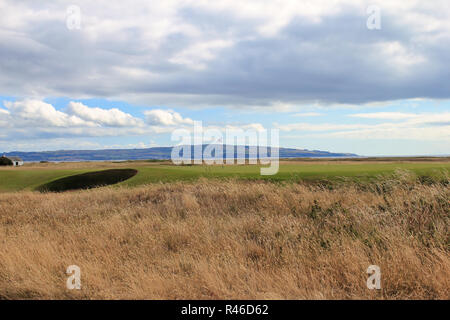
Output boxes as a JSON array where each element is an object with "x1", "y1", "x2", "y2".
[
  {"x1": 0, "y1": 159, "x2": 449, "y2": 299},
  {"x1": 0, "y1": 158, "x2": 449, "y2": 192}
]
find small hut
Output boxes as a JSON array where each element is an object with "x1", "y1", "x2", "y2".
[{"x1": 0, "y1": 155, "x2": 24, "y2": 166}]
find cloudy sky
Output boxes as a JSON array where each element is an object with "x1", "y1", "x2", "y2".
[{"x1": 0, "y1": 0, "x2": 449, "y2": 155}]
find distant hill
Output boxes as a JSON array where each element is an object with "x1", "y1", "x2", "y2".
[{"x1": 2, "y1": 145, "x2": 358, "y2": 162}]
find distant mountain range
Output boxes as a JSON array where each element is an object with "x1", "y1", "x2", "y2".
[{"x1": 2, "y1": 145, "x2": 358, "y2": 162}]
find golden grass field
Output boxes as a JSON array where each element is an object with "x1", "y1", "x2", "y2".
[{"x1": 0, "y1": 169, "x2": 448, "y2": 299}]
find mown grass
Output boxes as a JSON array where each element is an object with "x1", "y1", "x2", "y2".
[
  {"x1": 0, "y1": 160, "x2": 449, "y2": 192},
  {"x1": 0, "y1": 169, "x2": 94, "y2": 192},
  {"x1": 122, "y1": 162, "x2": 450, "y2": 186},
  {"x1": 0, "y1": 171, "x2": 448, "y2": 299}
]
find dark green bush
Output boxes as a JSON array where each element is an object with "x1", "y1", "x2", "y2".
[{"x1": 0, "y1": 157, "x2": 13, "y2": 166}]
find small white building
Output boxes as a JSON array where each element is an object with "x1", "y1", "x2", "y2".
[{"x1": 1, "y1": 156, "x2": 24, "y2": 166}]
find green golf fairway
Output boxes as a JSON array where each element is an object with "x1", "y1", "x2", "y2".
[{"x1": 0, "y1": 160, "x2": 448, "y2": 192}]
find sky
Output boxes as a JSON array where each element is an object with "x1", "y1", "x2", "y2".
[{"x1": 0, "y1": 0, "x2": 449, "y2": 156}]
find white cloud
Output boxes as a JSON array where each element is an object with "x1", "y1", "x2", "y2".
[
  {"x1": 0, "y1": 100, "x2": 192, "y2": 140},
  {"x1": 0, "y1": 99, "x2": 266, "y2": 150},
  {"x1": 4, "y1": 99, "x2": 92, "y2": 128},
  {"x1": 349, "y1": 112, "x2": 450, "y2": 125},
  {"x1": 349, "y1": 112, "x2": 419, "y2": 120},
  {"x1": 277, "y1": 122, "x2": 371, "y2": 132},
  {"x1": 276, "y1": 112, "x2": 450, "y2": 140},
  {"x1": 0, "y1": 138, "x2": 103, "y2": 152},
  {"x1": 102, "y1": 141, "x2": 160, "y2": 149},
  {"x1": 66, "y1": 102, "x2": 143, "y2": 127},
  {"x1": 293, "y1": 112, "x2": 322, "y2": 117},
  {"x1": 225, "y1": 123, "x2": 266, "y2": 132},
  {"x1": 169, "y1": 39, "x2": 233, "y2": 70},
  {"x1": 144, "y1": 109, "x2": 194, "y2": 126},
  {"x1": 313, "y1": 126, "x2": 450, "y2": 141},
  {"x1": 374, "y1": 41, "x2": 426, "y2": 72}
]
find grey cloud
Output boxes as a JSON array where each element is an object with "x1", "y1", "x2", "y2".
[{"x1": 0, "y1": 1, "x2": 449, "y2": 108}]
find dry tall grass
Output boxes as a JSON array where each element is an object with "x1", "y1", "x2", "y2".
[{"x1": 0, "y1": 173, "x2": 448, "y2": 299}]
